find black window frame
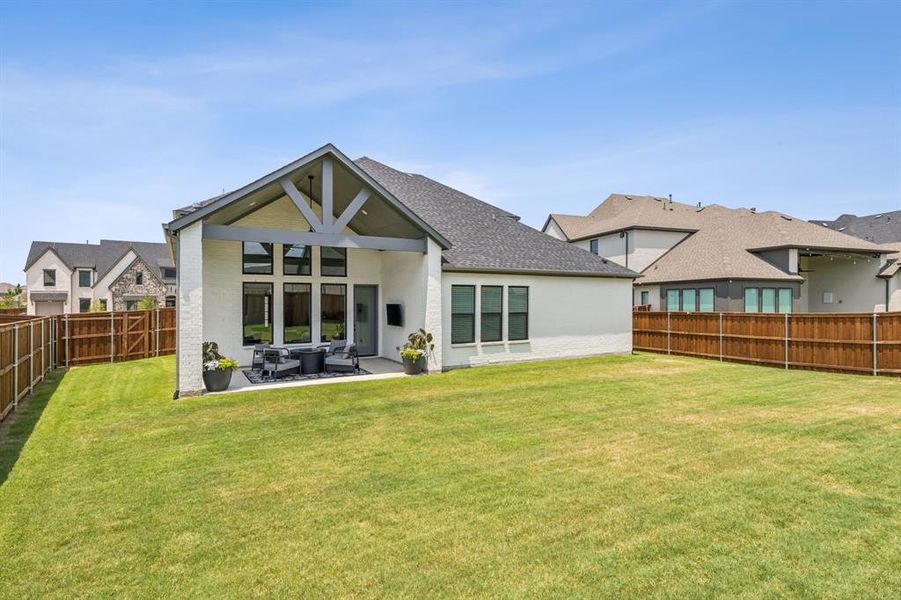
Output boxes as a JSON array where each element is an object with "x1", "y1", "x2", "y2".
[
  {"x1": 698, "y1": 288, "x2": 715, "y2": 312},
  {"x1": 320, "y1": 283, "x2": 347, "y2": 342},
  {"x1": 507, "y1": 286, "x2": 529, "y2": 341},
  {"x1": 78, "y1": 270, "x2": 92, "y2": 288},
  {"x1": 242, "y1": 242, "x2": 274, "y2": 275},
  {"x1": 79, "y1": 298, "x2": 91, "y2": 313},
  {"x1": 164, "y1": 296, "x2": 176, "y2": 308},
  {"x1": 283, "y1": 244, "x2": 312, "y2": 276},
  {"x1": 640, "y1": 290, "x2": 650, "y2": 306},
  {"x1": 480, "y1": 285, "x2": 503, "y2": 342},
  {"x1": 135, "y1": 270, "x2": 144, "y2": 285},
  {"x1": 320, "y1": 247, "x2": 347, "y2": 277},
  {"x1": 161, "y1": 267, "x2": 176, "y2": 279},
  {"x1": 242, "y1": 282, "x2": 273, "y2": 345},
  {"x1": 43, "y1": 269, "x2": 56, "y2": 287},
  {"x1": 284, "y1": 282, "x2": 312, "y2": 344},
  {"x1": 589, "y1": 239, "x2": 599, "y2": 255},
  {"x1": 451, "y1": 285, "x2": 476, "y2": 344},
  {"x1": 98, "y1": 299, "x2": 108, "y2": 311}
]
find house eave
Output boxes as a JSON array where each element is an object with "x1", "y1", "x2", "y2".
[{"x1": 441, "y1": 265, "x2": 638, "y2": 279}]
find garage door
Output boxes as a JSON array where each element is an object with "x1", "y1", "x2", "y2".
[{"x1": 34, "y1": 301, "x2": 64, "y2": 316}]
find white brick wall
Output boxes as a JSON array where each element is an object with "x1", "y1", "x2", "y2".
[{"x1": 177, "y1": 221, "x2": 204, "y2": 396}]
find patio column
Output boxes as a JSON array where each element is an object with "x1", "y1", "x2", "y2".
[
  {"x1": 424, "y1": 238, "x2": 443, "y2": 372},
  {"x1": 176, "y1": 220, "x2": 204, "y2": 396}
]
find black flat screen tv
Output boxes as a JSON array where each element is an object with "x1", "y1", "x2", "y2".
[{"x1": 386, "y1": 303, "x2": 403, "y2": 327}]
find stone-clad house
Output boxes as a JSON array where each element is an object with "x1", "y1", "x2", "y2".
[{"x1": 23, "y1": 240, "x2": 177, "y2": 315}]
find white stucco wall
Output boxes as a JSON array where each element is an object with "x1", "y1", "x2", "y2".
[
  {"x1": 888, "y1": 276, "x2": 901, "y2": 312},
  {"x1": 380, "y1": 251, "x2": 429, "y2": 362},
  {"x1": 26, "y1": 250, "x2": 73, "y2": 315},
  {"x1": 543, "y1": 219, "x2": 568, "y2": 241},
  {"x1": 177, "y1": 221, "x2": 205, "y2": 395},
  {"x1": 633, "y1": 284, "x2": 661, "y2": 310},
  {"x1": 801, "y1": 255, "x2": 887, "y2": 312},
  {"x1": 441, "y1": 272, "x2": 633, "y2": 369}
]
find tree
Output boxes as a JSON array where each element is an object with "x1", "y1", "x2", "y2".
[{"x1": 137, "y1": 296, "x2": 156, "y2": 310}]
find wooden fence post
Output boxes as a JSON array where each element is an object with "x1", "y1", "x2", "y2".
[
  {"x1": 29, "y1": 321, "x2": 34, "y2": 393},
  {"x1": 719, "y1": 313, "x2": 723, "y2": 361},
  {"x1": 64, "y1": 314, "x2": 70, "y2": 368},
  {"x1": 784, "y1": 313, "x2": 789, "y2": 370},
  {"x1": 666, "y1": 311, "x2": 672, "y2": 354},
  {"x1": 155, "y1": 308, "x2": 160, "y2": 357},
  {"x1": 872, "y1": 313, "x2": 878, "y2": 376},
  {"x1": 110, "y1": 310, "x2": 115, "y2": 363},
  {"x1": 41, "y1": 318, "x2": 46, "y2": 376},
  {"x1": 13, "y1": 324, "x2": 19, "y2": 410}
]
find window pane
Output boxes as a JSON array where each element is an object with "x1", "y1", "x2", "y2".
[
  {"x1": 136, "y1": 271, "x2": 143, "y2": 285},
  {"x1": 778, "y1": 288, "x2": 792, "y2": 314},
  {"x1": 320, "y1": 284, "x2": 346, "y2": 342},
  {"x1": 451, "y1": 285, "x2": 475, "y2": 344},
  {"x1": 43, "y1": 269, "x2": 55, "y2": 286},
  {"x1": 321, "y1": 247, "x2": 347, "y2": 277},
  {"x1": 508, "y1": 286, "x2": 529, "y2": 341},
  {"x1": 79, "y1": 270, "x2": 91, "y2": 287},
  {"x1": 79, "y1": 298, "x2": 91, "y2": 313},
  {"x1": 590, "y1": 239, "x2": 599, "y2": 255},
  {"x1": 641, "y1": 291, "x2": 649, "y2": 306},
  {"x1": 165, "y1": 296, "x2": 175, "y2": 308},
  {"x1": 99, "y1": 299, "x2": 108, "y2": 311},
  {"x1": 667, "y1": 289, "x2": 680, "y2": 311},
  {"x1": 284, "y1": 283, "x2": 311, "y2": 343},
  {"x1": 283, "y1": 244, "x2": 311, "y2": 276},
  {"x1": 761, "y1": 288, "x2": 776, "y2": 313},
  {"x1": 699, "y1": 288, "x2": 715, "y2": 312},
  {"x1": 682, "y1": 289, "x2": 697, "y2": 312},
  {"x1": 744, "y1": 288, "x2": 759, "y2": 313},
  {"x1": 243, "y1": 283, "x2": 273, "y2": 345},
  {"x1": 480, "y1": 286, "x2": 502, "y2": 342},
  {"x1": 243, "y1": 242, "x2": 273, "y2": 275}
]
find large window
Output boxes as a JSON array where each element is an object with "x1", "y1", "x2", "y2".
[
  {"x1": 43, "y1": 269, "x2": 56, "y2": 287},
  {"x1": 589, "y1": 239, "x2": 599, "y2": 255},
  {"x1": 743, "y1": 288, "x2": 759, "y2": 313},
  {"x1": 321, "y1": 247, "x2": 347, "y2": 277},
  {"x1": 480, "y1": 286, "x2": 503, "y2": 342},
  {"x1": 320, "y1": 284, "x2": 346, "y2": 342},
  {"x1": 78, "y1": 270, "x2": 91, "y2": 287},
  {"x1": 79, "y1": 298, "x2": 91, "y2": 313},
  {"x1": 283, "y1": 244, "x2": 311, "y2": 276},
  {"x1": 243, "y1": 242, "x2": 273, "y2": 275},
  {"x1": 243, "y1": 283, "x2": 273, "y2": 345},
  {"x1": 451, "y1": 285, "x2": 475, "y2": 344},
  {"x1": 666, "y1": 289, "x2": 680, "y2": 312},
  {"x1": 699, "y1": 288, "x2": 715, "y2": 312},
  {"x1": 284, "y1": 283, "x2": 312, "y2": 344},
  {"x1": 682, "y1": 289, "x2": 697, "y2": 312},
  {"x1": 744, "y1": 287, "x2": 792, "y2": 313},
  {"x1": 508, "y1": 286, "x2": 529, "y2": 341}
]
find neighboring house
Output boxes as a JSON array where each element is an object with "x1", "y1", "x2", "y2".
[
  {"x1": 813, "y1": 210, "x2": 901, "y2": 311},
  {"x1": 164, "y1": 143, "x2": 637, "y2": 396},
  {"x1": 543, "y1": 194, "x2": 898, "y2": 313},
  {"x1": 23, "y1": 240, "x2": 177, "y2": 315}
]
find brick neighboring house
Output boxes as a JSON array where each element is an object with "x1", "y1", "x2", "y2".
[{"x1": 23, "y1": 240, "x2": 176, "y2": 315}]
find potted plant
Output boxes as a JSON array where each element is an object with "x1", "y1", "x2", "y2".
[
  {"x1": 400, "y1": 328, "x2": 434, "y2": 375},
  {"x1": 202, "y1": 341, "x2": 238, "y2": 392}
]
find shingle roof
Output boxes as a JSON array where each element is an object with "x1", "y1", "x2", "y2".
[
  {"x1": 354, "y1": 158, "x2": 636, "y2": 277},
  {"x1": 548, "y1": 194, "x2": 892, "y2": 284},
  {"x1": 813, "y1": 210, "x2": 901, "y2": 244},
  {"x1": 24, "y1": 240, "x2": 174, "y2": 283}
]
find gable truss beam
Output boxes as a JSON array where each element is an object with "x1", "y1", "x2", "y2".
[
  {"x1": 202, "y1": 224, "x2": 426, "y2": 253},
  {"x1": 331, "y1": 188, "x2": 370, "y2": 233},
  {"x1": 280, "y1": 178, "x2": 324, "y2": 232}
]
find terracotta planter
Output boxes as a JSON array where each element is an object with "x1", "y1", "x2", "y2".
[
  {"x1": 402, "y1": 355, "x2": 426, "y2": 375},
  {"x1": 203, "y1": 369, "x2": 233, "y2": 392}
]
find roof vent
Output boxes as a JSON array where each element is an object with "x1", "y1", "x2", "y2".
[
  {"x1": 750, "y1": 207, "x2": 756, "y2": 213},
  {"x1": 668, "y1": 194, "x2": 673, "y2": 203},
  {"x1": 781, "y1": 215, "x2": 792, "y2": 221},
  {"x1": 697, "y1": 202, "x2": 701, "y2": 208}
]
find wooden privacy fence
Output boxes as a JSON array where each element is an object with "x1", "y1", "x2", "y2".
[
  {"x1": 0, "y1": 308, "x2": 176, "y2": 422},
  {"x1": 633, "y1": 311, "x2": 901, "y2": 376}
]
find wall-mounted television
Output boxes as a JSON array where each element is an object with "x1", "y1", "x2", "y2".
[{"x1": 386, "y1": 303, "x2": 403, "y2": 327}]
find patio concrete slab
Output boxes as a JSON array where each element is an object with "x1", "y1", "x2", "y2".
[{"x1": 212, "y1": 357, "x2": 407, "y2": 395}]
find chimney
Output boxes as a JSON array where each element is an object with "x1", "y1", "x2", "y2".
[
  {"x1": 697, "y1": 202, "x2": 701, "y2": 208},
  {"x1": 668, "y1": 194, "x2": 672, "y2": 203}
]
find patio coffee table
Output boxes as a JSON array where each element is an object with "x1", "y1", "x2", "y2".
[{"x1": 292, "y1": 348, "x2": 325, "y2": 374}]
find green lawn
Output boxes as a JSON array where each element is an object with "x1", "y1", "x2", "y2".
[{"x1": 1, "y1": 354, "x2": 899, "y2": 598}]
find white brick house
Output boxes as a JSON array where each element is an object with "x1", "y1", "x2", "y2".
[
  {"x1": 24, "y1": 240, "x2": 177, "y2": 315},
  {"x1": 165, "y1": 144, "x2": 636, "y2": 397}
]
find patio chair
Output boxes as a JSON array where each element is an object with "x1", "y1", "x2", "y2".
[
  {"x1": 322, "y1": 339, "x2": 346, "y2": 356},
  {"x1": 324, "y1": 343, "x2": 359, "y2": 373},
  {"x1": 251, "y1": 343, "x2": 269, "y2": 371},
  {"x1": 262, "y1": 348, "x2": 300, "y2": 381}
]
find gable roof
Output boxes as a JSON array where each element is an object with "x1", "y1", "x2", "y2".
[
  {"x1": 170, "y1": 146, "x2": 636, "y2": 278},
  {"x1": 24, "y1": 240, "x2": 174, "y2": 284},
  {"x1": 812, "y1": 210, "x2": 901, "y2": 244},
  {"x1": 547, "y1": 194, "x2": 892, "y2": 284}
]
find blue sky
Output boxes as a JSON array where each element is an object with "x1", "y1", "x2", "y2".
[{"x1": 1, "y1": 0, "x2": 899, "y2": 284}]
